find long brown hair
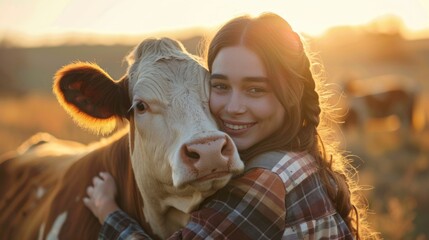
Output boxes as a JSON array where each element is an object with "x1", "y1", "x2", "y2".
[{"x1": 206, "y1": 13, "x2": 377, "y2": 239}]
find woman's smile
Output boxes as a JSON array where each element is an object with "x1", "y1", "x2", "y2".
[{"x1": 221, "y1": 119, "x2": 256, "y2": 134}]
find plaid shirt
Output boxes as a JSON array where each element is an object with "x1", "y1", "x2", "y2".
[{"x1": 100, "y1": 152, "x2": 354, "y2": 240}]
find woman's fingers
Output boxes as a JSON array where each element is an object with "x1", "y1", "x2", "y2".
[
  {"x1": 99, "y1": 171, "x2": 107, "y2": 179},
  {"x1": 83, "y1": 171, "x2": 119, "y2": 224},
  {"x1": 92, "y1": 175, "x2": 102, "y2": 186},
  {"x1": 100, "y1": 172, "x2": 113, "y2": 182},
  {"x1": 82, "y1": 197, "x2": 91, "y2": 207},
  {"x1": 86, "y1": 186, "x2": 94, "y2": 196},
  {"x1": 87, "y1": 173, "x2": 112, "y2": 196}
]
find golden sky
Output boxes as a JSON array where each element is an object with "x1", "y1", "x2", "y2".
[{"x1": 0, "y1": 0, "x2": 428, "y2": 39}]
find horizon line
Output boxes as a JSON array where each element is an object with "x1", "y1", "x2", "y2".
[{"x1": 1, "y1": 24, "x2": 428, "y2": 48}]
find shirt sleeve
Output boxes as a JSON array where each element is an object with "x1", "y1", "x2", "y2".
[
  {"x1": 99, "y1": 168, "x2": 286, "y2": 240},
  {"x1": 169, "y1": 168, "x2": 286, "y2": 239},
  {"x1": 99, "y1": 209, "x2": 152, "y2": 240},
  {"x1": 281, "y1": 172, "x2": 356, "y2": 239}
]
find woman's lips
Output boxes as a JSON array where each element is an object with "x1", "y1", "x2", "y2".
[{"x1": 221, "y1": 120, "x2": 255, "y2": 135}]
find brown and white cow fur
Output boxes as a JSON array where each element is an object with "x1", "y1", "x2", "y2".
[{"x1": 0, "y1": 38, "x2": 244, "y2": 239}]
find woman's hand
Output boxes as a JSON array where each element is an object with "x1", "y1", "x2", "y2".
[{"x1": 83, "y1": 172, "x2": 119, "y2": 224}]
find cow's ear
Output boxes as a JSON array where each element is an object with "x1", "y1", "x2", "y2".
[{"x1": 53, "y1": 62, "x2": 130, "y2": 134}]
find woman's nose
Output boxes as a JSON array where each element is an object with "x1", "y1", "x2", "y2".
[{"x1": 225, "y1": 92, "x2": 246, "y2": 114}]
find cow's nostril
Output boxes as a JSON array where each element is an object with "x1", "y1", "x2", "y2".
[
  {"x1": 185, "y1": 147, "x2": 200, "y2": 160},
  {"x1": 221, "y1": 137, "x2": 232, "y2": 156},
  {"x1": 221, "y1": 142, "x2": 227, "y2": 152}
]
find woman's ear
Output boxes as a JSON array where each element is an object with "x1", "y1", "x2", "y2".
[{"x1": 53, "y1": 62, "x2": 130, "y2": 134}]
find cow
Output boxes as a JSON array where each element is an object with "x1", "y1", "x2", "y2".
[
  {"x1": 342, "y1": 75, "x2": 417, "y2": 132},
  {"x1": 0, "y1": 37, "x2": 244, "y2": 239}
]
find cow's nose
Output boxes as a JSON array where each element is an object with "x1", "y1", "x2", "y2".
[{"x1": 181, "y1": 136, "x2": 234, "y2": 172}]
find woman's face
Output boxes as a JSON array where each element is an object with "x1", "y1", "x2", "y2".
[{"x1": 209, "y1": 46, "x2": 285, "y2": 151}]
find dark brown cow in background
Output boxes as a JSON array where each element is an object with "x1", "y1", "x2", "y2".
[
  {"x1": 0, "y1": 38, "x2": 244, "y2": 239},
  {"x1": 342, "y1": 74, "x2": 417, "y2": 132}
]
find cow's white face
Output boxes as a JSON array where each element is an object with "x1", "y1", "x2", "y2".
[
  {"x1": 53, "y1": 38, "x2": 244, "y2": 234},
  {"x1": 126, "y1": 39, "x2": 243, "y2": 203}
]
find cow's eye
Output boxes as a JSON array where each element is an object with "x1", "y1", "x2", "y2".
[{"x1": 135, "y1": 101, "x2": 148, "y2": 113}]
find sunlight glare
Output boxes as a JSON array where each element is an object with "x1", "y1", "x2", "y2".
[{"x1": 0, "y1": 0, "x2": 428, "y2": 41}]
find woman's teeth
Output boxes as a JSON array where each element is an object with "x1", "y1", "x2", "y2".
[{"x1": 224, "y1": 122, "x2": 252, "y2": 130}]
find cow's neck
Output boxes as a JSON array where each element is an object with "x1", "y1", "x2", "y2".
[
  {"x1": 127, "y1": 120, "x2": 208, "y2": 238},
  {"x1": 94, "y1": 132, "x2": 152, "y2": 235},
  {"x1": 128, "y1": 145, "x2": 204, "y2": 238},
  {"x1": 137, "y1": 175, "x2": 207, "y2": 238}
]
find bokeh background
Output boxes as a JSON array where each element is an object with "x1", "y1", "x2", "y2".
[{"x1": 1, "y1": 1, "x2": 428, "y2": 239}]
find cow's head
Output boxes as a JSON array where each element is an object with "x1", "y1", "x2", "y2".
[{"x1": 53, "y1": 38, "x2": 244, "y2": 215}]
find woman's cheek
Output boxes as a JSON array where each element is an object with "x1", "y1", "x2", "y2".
[{"x1": 209, "y1": 93, "x2": 223, "y2": 114}]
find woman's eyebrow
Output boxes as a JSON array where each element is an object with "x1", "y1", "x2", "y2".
[
  {"x1": 242, "y1": 76, "x2": 269, "y2": 83},
  {"x1": 210, "y1": 75, "x2": 268, "y2": 82},
  {"x1": 210, "y1": 74, "x2": 227, "y2": 80}
]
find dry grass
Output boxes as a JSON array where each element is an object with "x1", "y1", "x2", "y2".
[{"x1": 0, "y1": 93, "x2": 100, "y2": 155}]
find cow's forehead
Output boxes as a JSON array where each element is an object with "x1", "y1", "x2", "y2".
[
  {"x1": 133, "y1": 55, "x2": 207, "y2": 80},
  {"x1": 129, "y1": 57, "x2": 210, "y2": 100}
]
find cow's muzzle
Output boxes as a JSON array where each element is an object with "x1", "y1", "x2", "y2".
[{"x1": 179, "y1": 134, "x2": 241, "y2": 182}]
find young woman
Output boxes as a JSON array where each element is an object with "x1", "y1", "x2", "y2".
[{"x1": 84, "y1": 13, "x2": 376, "y2": 239}]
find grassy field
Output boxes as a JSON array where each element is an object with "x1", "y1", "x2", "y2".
[{"x1": 1, "y1": 30, "x2": 428, "y2": 239}]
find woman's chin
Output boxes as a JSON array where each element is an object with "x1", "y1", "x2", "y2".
[{"x1": 232, "y1": 138, "x2": 252, "y2": 152}]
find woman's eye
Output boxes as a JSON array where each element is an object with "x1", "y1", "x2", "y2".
[
  {"x1": 211, "y1": 83, "x2": 228, "y2": 90},
  {"x1": 135, "y1": 101, "x2": 148, "y2": 113},
  {"x1": 248, "y1": 87, "x2": 266, "y2": 94}
]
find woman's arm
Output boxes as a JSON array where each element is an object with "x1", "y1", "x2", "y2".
[
  {"x1": 169, "y1": 168, "x2": 286, "y2": 239},
  {"x1": 84, "y1": 172, "x2": 152, "y2": 239},
  {"x1": 99, "y1": 209, "x2": 152, "y2": 239},
  {"x1": 85, "y1": 169, "x2": 286, "y2": 240}
]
